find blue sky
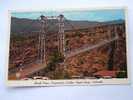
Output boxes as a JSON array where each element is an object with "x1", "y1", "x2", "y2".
[{"x1": 12, "y1": 9, "x2": 125, "y2": 22}]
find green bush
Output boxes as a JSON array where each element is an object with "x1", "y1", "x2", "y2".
[
  {"x1": 45, "y1": 51, "x2": 64, "y2": 72},
  {"x1": 116, "y1": 71, "x2": 127, "y2": 78}
]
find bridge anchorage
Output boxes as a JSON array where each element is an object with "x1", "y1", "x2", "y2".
[{"x1": 38, "y1": 14, "x2": 65, "y2": 64}]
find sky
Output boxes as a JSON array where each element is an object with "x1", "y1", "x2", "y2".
[{"x1": 11, "y1": 9, "x2": 125, "y2": 22}]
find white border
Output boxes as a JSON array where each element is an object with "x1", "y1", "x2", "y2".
[{"x1": 6, "y1": 7, "x2": 130, "y2": 87}]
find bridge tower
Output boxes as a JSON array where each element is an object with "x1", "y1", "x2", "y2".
[
  {"x1": 38, "y1": 15, "x2": 47, "y2": 64},
  {"x1": 58, "y1": 14, "x2": 65, "y2": 57},
  {"x1": 38, "y1": 14, "x2": 65, "y2": 64}
]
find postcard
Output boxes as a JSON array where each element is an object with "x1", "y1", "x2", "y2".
[{"x1": 6, "y1": 8, "x2": 129, "y2": 86}]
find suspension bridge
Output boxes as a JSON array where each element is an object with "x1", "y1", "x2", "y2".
[{"x1": 8, "y1": 14, "x2": 124, "y2": 80}]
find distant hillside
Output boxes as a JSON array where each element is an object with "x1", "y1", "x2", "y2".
[{"x1": 11, "y1": 17, "x2": 125, "y2": 34}]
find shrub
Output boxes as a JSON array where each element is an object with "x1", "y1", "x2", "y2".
[{"x1": 116, "y1": 71, "x2": 127, "y2": 78}]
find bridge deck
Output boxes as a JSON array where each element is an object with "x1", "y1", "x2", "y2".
[{"x1": 65, "y1": 36, "x2": 118, "y2": 58}]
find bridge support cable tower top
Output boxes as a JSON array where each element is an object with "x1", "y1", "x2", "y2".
[
  {"x1": 38, "y1": 15, "x2": 47, "y2": 64},
  {"x1": 58, "y1": 14, "x2": 65, "y2": 57}
]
